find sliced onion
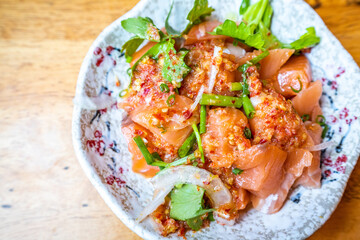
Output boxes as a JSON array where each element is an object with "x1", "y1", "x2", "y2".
[
  {"x1": 224, "y1": 43, "x2": 246, "y2": 59},
  {"x1": 208, "y1": 46, "x2": 222, "y2": 93},
  {"x1": 189, "y1": 85, "x2": 205, "y2": 112},
  {"x1": 73, "y1": 94, "x2": 115, "y2": 110},
  {"x1": 137, "y1": 165, "x2": 232, "y2": 222},
  {"x1": 306, "y1": 141, "x2": 335, "y2": 151}
]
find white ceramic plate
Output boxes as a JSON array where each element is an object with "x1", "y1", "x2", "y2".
[{"x1": 72, "y1": 0, "x2": 360, "y2": 239}]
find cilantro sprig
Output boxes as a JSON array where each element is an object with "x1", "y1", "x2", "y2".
[
  {"x1": 170, "y1": 184, "x2": 213, "y2": 224},
  {"x1": 210, "y1": 0, "x2": 320, "y2": 51}
]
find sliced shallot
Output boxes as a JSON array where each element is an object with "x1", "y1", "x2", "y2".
[
  {"x1": 137, "y1": 165, "x2": 232, "y2": 222},
  {"x1": 306, "y1": 140, "x2": 335, "y2": 151},
  {"x1": 189, "y1": 85, "x2": 205, "y2": 112},
  {"x1": 208, "y1": 46, "x2": 222, "y2": 93}
]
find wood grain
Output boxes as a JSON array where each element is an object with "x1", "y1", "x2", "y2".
[{"x1": 0, "y1": 0, "x2": 359, "y2": 239}]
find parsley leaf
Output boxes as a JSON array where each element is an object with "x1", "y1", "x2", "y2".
[
  {"x1": 186, "y1": 216, "x2": 203, "y2": 231},
  {"x1": 121, "y1": 17, "x2": 161, "y2": 41},
  {"x1": 165, "y1": 1, "x2": 181, "y2": 36},
  {"x1": 162, "y1": 40, "x2": 191, "y2": 87},
  {"x1": 288, "y1": 27, "x2": 321, "y2": 50},
  {"x1": 210, "y1": 20, "x2": 264, "y2": 49},
  {"x1": 121, "y1": 37, "x2": 144, "y2": 63},
  {"x1": 182, "y1": 0, "x2": 215, "y2": 34},
  {"x1": 170, "y1": 184, "x2": 213, "y2": 221},
  {"x1": 131, "y1": 39, "x2": 190, "y2": 87}
]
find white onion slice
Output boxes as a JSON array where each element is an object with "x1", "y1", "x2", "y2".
[
  {"x1": 189, "y1": 85, "x2": 205, "y2": 112},
  {"x1": 213, "y1": 212, "x2": 235, "y2": 226},
  {"x1": 208, "y1": 46, "x2": 222, "y2": 93},
  {"x1": 306, "y1": 141, "x2": 335, "y2": 151},
  {"x1": 137, "y1": 165, "x2": 232, "y2": 222},
  {"x1": 224, "y1": 43, "x2": 246, "y2": 59},
  {"x1": 73, "y1": 94, "x2": 115, "y2": 110}
]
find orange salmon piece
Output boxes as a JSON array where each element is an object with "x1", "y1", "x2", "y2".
[
  {"x1": 184, "y1": 21, "x2": 228, "y2": 45},
  {"x1": 202, "y1": 107, "x2": 251, "y2": 168},
  {"x1": 292, "y1": 80, "x2": 322, "y2": 116},
  {"x1": 272, "y1": 55, "x2": 312, "y2": 98},
  {"x1": 259, "y1": 49, "x2": 295, "y2": 80}
]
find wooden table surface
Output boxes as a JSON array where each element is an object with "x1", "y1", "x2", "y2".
[{"x1": 0, "y1": 0, "x2": 359, "y2": 239}]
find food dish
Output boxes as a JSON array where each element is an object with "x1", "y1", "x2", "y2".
[{"x1": 73, "y1": 0, "x2": 360, "y2": 239}]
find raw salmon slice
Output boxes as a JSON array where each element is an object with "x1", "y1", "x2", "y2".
[
  {"x1": 130, "y1": 95, "x2": 199, "y2": 148},
  {"x1": 259, "y1": 49, "x2": 295, "y2": 80},
  {"x1": 251, "y1": 148, "x2": 312, "y2": 213},
  {"x1": 292, "y1": 80, "x2": 322, "y2": 116},
  {"x1": 272, "y1": 55, "x2": 312, "y2": 98},
  {"x1": 130, "y1": 41, "x2": 157, "y2": 67},
  {"x1": 202, "y1": 107, "x2": 251, "y2": 168},
  {"x1": 234, "y1": 145, "x2": 287, "y2": 193},
  {"x1": 295, "y1": 122, "x2": 323, "y2": 188},
  {"x1": 122, "y1": 123, "x2": 177, "y2": 178},
  {"x1": 184, "y1": 21, "x2": 228, "y2": 45}
]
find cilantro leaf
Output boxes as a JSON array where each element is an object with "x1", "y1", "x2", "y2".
[
  {"x1": 170, "y1": 184, "x2": 213, "y2": 221},
  {"x1": 121, "y1": 17, "x2": 161, "y2": 42},
  {"x1": 162, "y1": 41, "x2": 191, "y2": 87},
  {"x1": 165, "y1": 1, "x2": 181, "y2": 36},
  {"x1": 182, "y1": 0, "x2": 215, "y2": 34},
  {"x1": 288, "y1": 27, "x2": 321, "y2": 50},
  {"x1": 239, "y1": 0, "x2": 250, "y2": 15},
  {"x1": 210, "y1": 20, "x2": 264, "y2": 49},
  {"x1": 186, "y1": 216, "x2": 203, "y2": 231},
  {"x1": 122, "y1": 37, "x2": 144, "y2": 63}
]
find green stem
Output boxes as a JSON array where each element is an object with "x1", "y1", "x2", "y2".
[
  {"x1": 133, "y1": 136, "x2": 154, "y2": 165},
  {"x1": 192, "y1": 124, "x2": 205, "y2": 163},
  {"x1": 200, "y1": 94, "x2": 243, "y2": 108},
  {"x1": 178, "y1": 132, "x2": 196, "y2": 158},
  {"x1": 200, "y1": 105, "x2": 207, "y2": 134},
  {"x1": 230, "y1": 82, "x2": 243, "y2": 91}
]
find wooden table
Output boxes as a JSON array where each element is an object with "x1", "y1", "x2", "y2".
[{"x1": 0, "y1": 0, "x2": 359, "y2": 239}]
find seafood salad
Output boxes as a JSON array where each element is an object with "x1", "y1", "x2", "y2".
[{"x1": 118, "y1": 0, "x2": 329, "y2": 237}]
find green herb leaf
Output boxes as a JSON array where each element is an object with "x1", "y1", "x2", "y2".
[
  {"x1": 239, "y1": 0, "x2": 250, "y2": 15},
  {"x1": 121, "y1": 37, "x2": 144, "y2": 63},
  {"x1": 209, "y1": 20, "x2": 264, "y2": 49},
  {"x1": 232, "y1": 168, "x2": 244, "y2": 175},
  {"x1": 290, "y1": 27, "x2": 321, "y2": 50},
  {"x1": 182, "y1": 0, "x2": 215, "y2": 34},
  {"x1": 186, "y1": 216, "x2": 203, "y2": 231},
  {"x1": 162, "y1": 40, "x2": 191, "y2": 87},
  {"x1": 121, "y1": 17, "x2": 161, "y2": 42},
  {"x1": 165, "y1": 1, "x2": 181, "y2": 36},
  {"x1": 170, "y1": 184, "x2": 213, "y2": 221}
]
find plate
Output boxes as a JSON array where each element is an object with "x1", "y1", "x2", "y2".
[{"x1": 72, "y1": 0, "x2": 360, "y2": 239}]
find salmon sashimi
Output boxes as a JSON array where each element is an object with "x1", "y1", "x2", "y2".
[
  {"x1": 232, "y1": 188, "x2": 250, "y2": 210},
  {"x1": 130, "y1": 41, "x2": 157, "y2": 67},
  {"x1": 119, "y1": 56, "x2": 178, "y2": 112},
  {"x1": 202, "y1": 107, "x2": 251, "y2": 168},
  {"x1": 292, "y1": 80, "x2": 322, "y2": 116},
  {"x1": 249, "y1": 87, "x2": 308, "y2": 150},
  {"x1": 311, "y1": 103, "x2": 323, "y2": 122},
  {"x1": 235, "y1": 145, "x2": 287, "y2": 193},
  {"x1": 272, "y1": 55, "x2": 312, "y2": 98},
  {"x1": 295, "y1": 122, "x2": 323, "y2": 188},
  {"x1": 180, "y1": 39, "x2": 238, "y2": 99},
  {"x1": 122, "y1": 123, "x2": 178, "y2": 177},
  {"x1": 184, "y1": 21, "x2": 228, "y2": 45},
  {"x1": 130, "y1": 95, "x2": 199, "y2": 148},
  {"x1": 250, "y1": 148, "x2": 312, "y2": 213},
  {"x1": 259, "y1": 49, "x2": 295, "y2": 80}
]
